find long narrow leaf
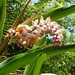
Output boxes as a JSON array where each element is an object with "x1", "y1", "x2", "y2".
[
  {"x1": 32, "y1": 53, "x2": 46, "y2": 75},
  {"x1": 28, "y1": 4, "x2": 75, "y2": 25},
  {"x1": 23, "y1": 35, "x2": 46, "y2": 75},
  {"x1": 42, "y1": 5, "x2": 75, "y2": 21},
  {"x1": 0, "y1": 0, "x2": 6, "y2": 43},
  {"x1": 23, "y1": 62, "x2": 35, "y2": 75},
  {"x1": 0, "y1": 44, "x2": 75, "y2": 74}
]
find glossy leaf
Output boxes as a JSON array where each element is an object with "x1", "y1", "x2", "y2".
[
  {"x1": 23, "y1": 62, "x2": 35, "y2": 75},
  {"x1": 42, "y1": 5, "x2": 75, "y2": 21},
  {"x1": 28, "y1": 4, "x2": 75, "y2": 25},
  {"x1": 32, "y1": 53, "x2": 46, "y2": 75},
  {"x1": 0, "y1": 44, "x2": 75, "y2": 74},
  {"x1": 23, "y1": 35, "x2": 46, "y2": 75}
]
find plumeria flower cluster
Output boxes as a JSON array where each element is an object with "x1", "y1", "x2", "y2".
[{"x1": 7, "y1": 16, "x2": 62, "y2": 47}]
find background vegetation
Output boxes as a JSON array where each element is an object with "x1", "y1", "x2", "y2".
[{"x1": 1, "y1": 0, "x2": 75, "y2": 75}]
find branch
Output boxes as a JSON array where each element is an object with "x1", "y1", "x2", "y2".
[
  {"x1": 12, "y1": 0, "x2": 31, "y2": 28},
  {"x1": 21, "y1": 10, "x2": 42, "y2": 25},
  {"x1": 0, "y1": 0, "x2": 31, "y2": 55}
]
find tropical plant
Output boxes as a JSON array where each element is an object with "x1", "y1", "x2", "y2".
[{"x1": 0, "y1": 0, "x2": 75, "y2": 75}]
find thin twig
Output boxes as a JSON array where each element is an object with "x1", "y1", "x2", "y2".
[
  {"x1": 12, "y1": 0, "x2": 31, "y2": 28},
  {"x1": 0, "y1": 38, "x2": 9, "y2": 55},
  {"x1": 21, "y1": 10, "x2": 42, "y2": 25}
]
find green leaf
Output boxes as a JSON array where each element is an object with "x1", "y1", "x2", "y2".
[
  {"x1": 0, "y1": 44, "x2": 75, "y2": 74},
  {"x1": 35, "y1": 35, "x2": 46, "y2": 46},
  {"x1": 32, "y1": 53, "x2": 46, "y2": 75},
  {"x1": 23, "y1": 35, "x2": 46, "y2": 75},
  {"x1": 33, "y1": 35, "x2": 46, "y2": 49},
  {"x1": 0, "y1": 0, "x2": 6, "y2": 43},
  {"x1": 0, "y1": 0, "x2": 2, "y2": 7},
  {"x1": 23, "y1": 53, "x2": 46, "y2": 75},
  {"x1": 23, "y1": 62, "x2": 35, "y2": 75},
  {"x1": 0, "y1": 52, "x2": 36, "y2": 75},
  {"x1": 28, "y1": 4, "x2": 75, "y2": 25},
  {"x1": 42, "y1": 5, "x2": 75, "y2": 21}
]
